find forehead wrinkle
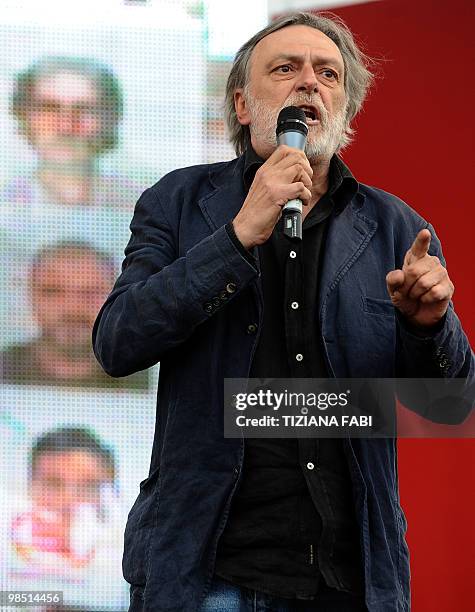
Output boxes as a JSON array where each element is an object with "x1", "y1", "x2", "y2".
[
  {"x1": 252, "y1": 25, "x2": 343, "y2": 65},
  {"x1": 264, "y1": 52, "x2": 343, "y2": 72}
]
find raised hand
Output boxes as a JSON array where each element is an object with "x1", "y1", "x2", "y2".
[{"x1": 386, "y1": 229, "x2": 454, "y2": 329}]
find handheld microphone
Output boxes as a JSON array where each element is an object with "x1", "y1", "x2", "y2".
[{"x1": 276, "y1": 106, "x2": 308, "y2": 240}]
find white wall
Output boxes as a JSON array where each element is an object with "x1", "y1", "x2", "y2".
[{"x1": 269, "y1": 0, "x2": 380, "y2": 15}]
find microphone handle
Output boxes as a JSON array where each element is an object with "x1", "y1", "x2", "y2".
[
  {"x1": 282, "y1": 199, "x2": 302, "y2": 240},
  {"x1": 277, "y1": 130, "x2": 306, "y2": 240}
]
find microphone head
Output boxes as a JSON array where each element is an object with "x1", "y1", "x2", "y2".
[{"x1": 276, "y1": 106, "x2": 308, "y2": 138}]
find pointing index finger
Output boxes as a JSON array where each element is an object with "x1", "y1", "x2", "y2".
[{"x1": 410, "y1": 229, "x2": 431, "y2": 260}]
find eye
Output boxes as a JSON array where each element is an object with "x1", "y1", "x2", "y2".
[
  {"x1": 274, "y1": 64, "x2": 293, "y2": 74},
  {"x1": 38, "y1": 286, "x2": 63, "y2": 297},
  {"x1": 321, "y1": 69, "x2": 338, "y2": 80}
]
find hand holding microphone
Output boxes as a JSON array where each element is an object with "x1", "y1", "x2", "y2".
[{"x1": 232, "y1": 106, "x2": 311, "y2": 249}]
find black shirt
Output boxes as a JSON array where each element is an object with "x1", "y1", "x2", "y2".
[{"x1": 214, "y1": 149, "x2": 364, "y2": 599}]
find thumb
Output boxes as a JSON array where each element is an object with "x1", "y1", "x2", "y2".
[{"x1": 386, "y1": 269, "x2": 405, "y2": 296}]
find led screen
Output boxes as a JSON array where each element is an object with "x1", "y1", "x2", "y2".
[{"x1": 0, "y1": 2, "x2": 266, "y2": 609}]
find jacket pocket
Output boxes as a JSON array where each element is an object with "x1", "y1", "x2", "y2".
[
  {"x1": 122, "y1": 466, "x2": 160, "y2": 586},
  {"x1": 363, "y1": 296, "x2": 395, "y2": 317}
]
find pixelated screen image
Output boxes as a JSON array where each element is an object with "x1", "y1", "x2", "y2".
[{"x1": 0, "y1": 1, "x2": 267, "y2": 610}]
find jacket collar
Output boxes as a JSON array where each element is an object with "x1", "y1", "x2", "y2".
[
  {"x1": 242, "y1": 148, "x2": 359, "y2": 215},
  {"x1": 199, "y1": 153, "x2": 377, "y2": 322},
  {"x1": 199, "y1": 151, "x2": 362, "y2": 231},
  {"x1": 198, "y1": 154, "x2": 247, "y2": 232}
]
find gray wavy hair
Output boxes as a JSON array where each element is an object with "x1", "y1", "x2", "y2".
[{"x1": 224, "y1": 12, "x2": 375, "y2": 155}]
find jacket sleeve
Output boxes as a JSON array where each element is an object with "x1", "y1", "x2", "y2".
[
  {"x1": 395, "y1": 222, "x2": 475, "y2": 423},
  {"x1": 92, "y1": 185, "x2": 258, "y2": 377}
]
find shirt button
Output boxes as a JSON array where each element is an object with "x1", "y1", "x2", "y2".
[
  {"x1": 289, "y1": 250, "x2": 297, "y2": 259},
  {"x1": 295, "y1": 353, "x2": 303, "y2": 361},
  {"x1": 306, "y1": 462, "x2": 314, "y2": 470},
  {"x1": 291, "y1": 301, "x2": 299, "y2": 310}
]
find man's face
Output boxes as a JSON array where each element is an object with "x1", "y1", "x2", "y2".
[
  {"x1": 24, "y1": 71, "x2": 102, "y2": 165},
  {"x1": 31, "y1": 450, "x2": 113, "y2": 514},
  {"x1": 31, "y1": 251, "x2": 112, "y2": 360},
  {"x1": 235, "y1": 25, "x2": 347, "y2": 161}
]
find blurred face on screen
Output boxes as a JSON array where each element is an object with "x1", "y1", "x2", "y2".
[
  {"x1": 26, "y1": 71, "x2": 102, "y2": 165},
  {"x1": 31, "y1": 450, "x2": 113, "y2": 514},
  {"x1": 31, "y1": 250, "x2": 112, "y2": 361},
  {"x1": 234, "y1": 25, "x2": 347, "y2": 161},
  {"x1": 24, "y1": 449, "x2": 113, "y2": 560}
]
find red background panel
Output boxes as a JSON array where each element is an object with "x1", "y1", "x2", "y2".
[
  {"x1": 329, "y1": 1, "x2": 474, "y2": 610},
  {"x1": 292, "y1": 0, "x2": 474, "y2": 610}
]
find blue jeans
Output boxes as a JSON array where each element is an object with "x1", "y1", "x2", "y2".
[{"x1": 199, "y1": 576, "x2": 367, "y2": 611}]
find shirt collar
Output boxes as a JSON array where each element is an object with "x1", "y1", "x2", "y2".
[{"x1": 243, "y1": 147, "x2": 358, "y2": 214}]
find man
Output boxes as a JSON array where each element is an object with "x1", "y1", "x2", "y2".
[
  {"x1": 3, "y1": 56, "x2": 138, "y2": 209},
  {"x1": 7, "y1": 426, "x2": 128, "y2": 611},
  {"x1": 1, "y1": 240, "x2": 149, "y2": 390},
  {"x1": 92, "y1": 12, "x2": 474, "y2": 612},
  {"x1": 12, "y1": 426, "x2": 116, "y2": 566}
]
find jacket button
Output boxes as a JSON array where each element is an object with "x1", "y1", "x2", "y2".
[
  {"x1": 226, "y1": 282, "x2": 237, "y2": 294},
  {"x1": 247, "y1": 323, "x2": 258, "y2": 335},
  {"x1": 203, "y1": 302, "x2": 213, "y2": 313},
  {"x1": 219, "y1": 290, "x2": 228, "y2": 300},
  {"x1": 212, "y1": 296, "x2": 221, "y2": 308}
]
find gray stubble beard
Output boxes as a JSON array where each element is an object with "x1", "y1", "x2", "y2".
[{"x1": 245, "y1": 87, "x2": 347, "y2": 162}]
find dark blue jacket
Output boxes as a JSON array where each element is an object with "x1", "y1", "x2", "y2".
[{"x1": 92, "y1": 154, "x2": 474, "y2": 612}]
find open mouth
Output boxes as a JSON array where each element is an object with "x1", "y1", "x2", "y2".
[{"x1": 298, "y1": 105, "x2": 319, "y2": 123}]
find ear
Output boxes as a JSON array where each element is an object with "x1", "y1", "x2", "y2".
[{"x1": 234, "y1": 88, "x2": 251, "y2": 126}]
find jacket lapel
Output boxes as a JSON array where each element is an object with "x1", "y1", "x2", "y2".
[
  {"x1": 198, "y1": 156, "x2": 379, "y2": 325},
  {"x1": 318, "y1": 192, "x2": 378, "y2": 317},
  {"x1": 198, "y1": 155, "x2": 247, "y2": 232}
]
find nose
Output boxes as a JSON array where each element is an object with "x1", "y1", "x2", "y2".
[
  {"x1": 56, "y1": 110, "x2": 76, "y2": 135},
  {"x1": 296, "y1": 63, "x2": 319, "y2": 94}
]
